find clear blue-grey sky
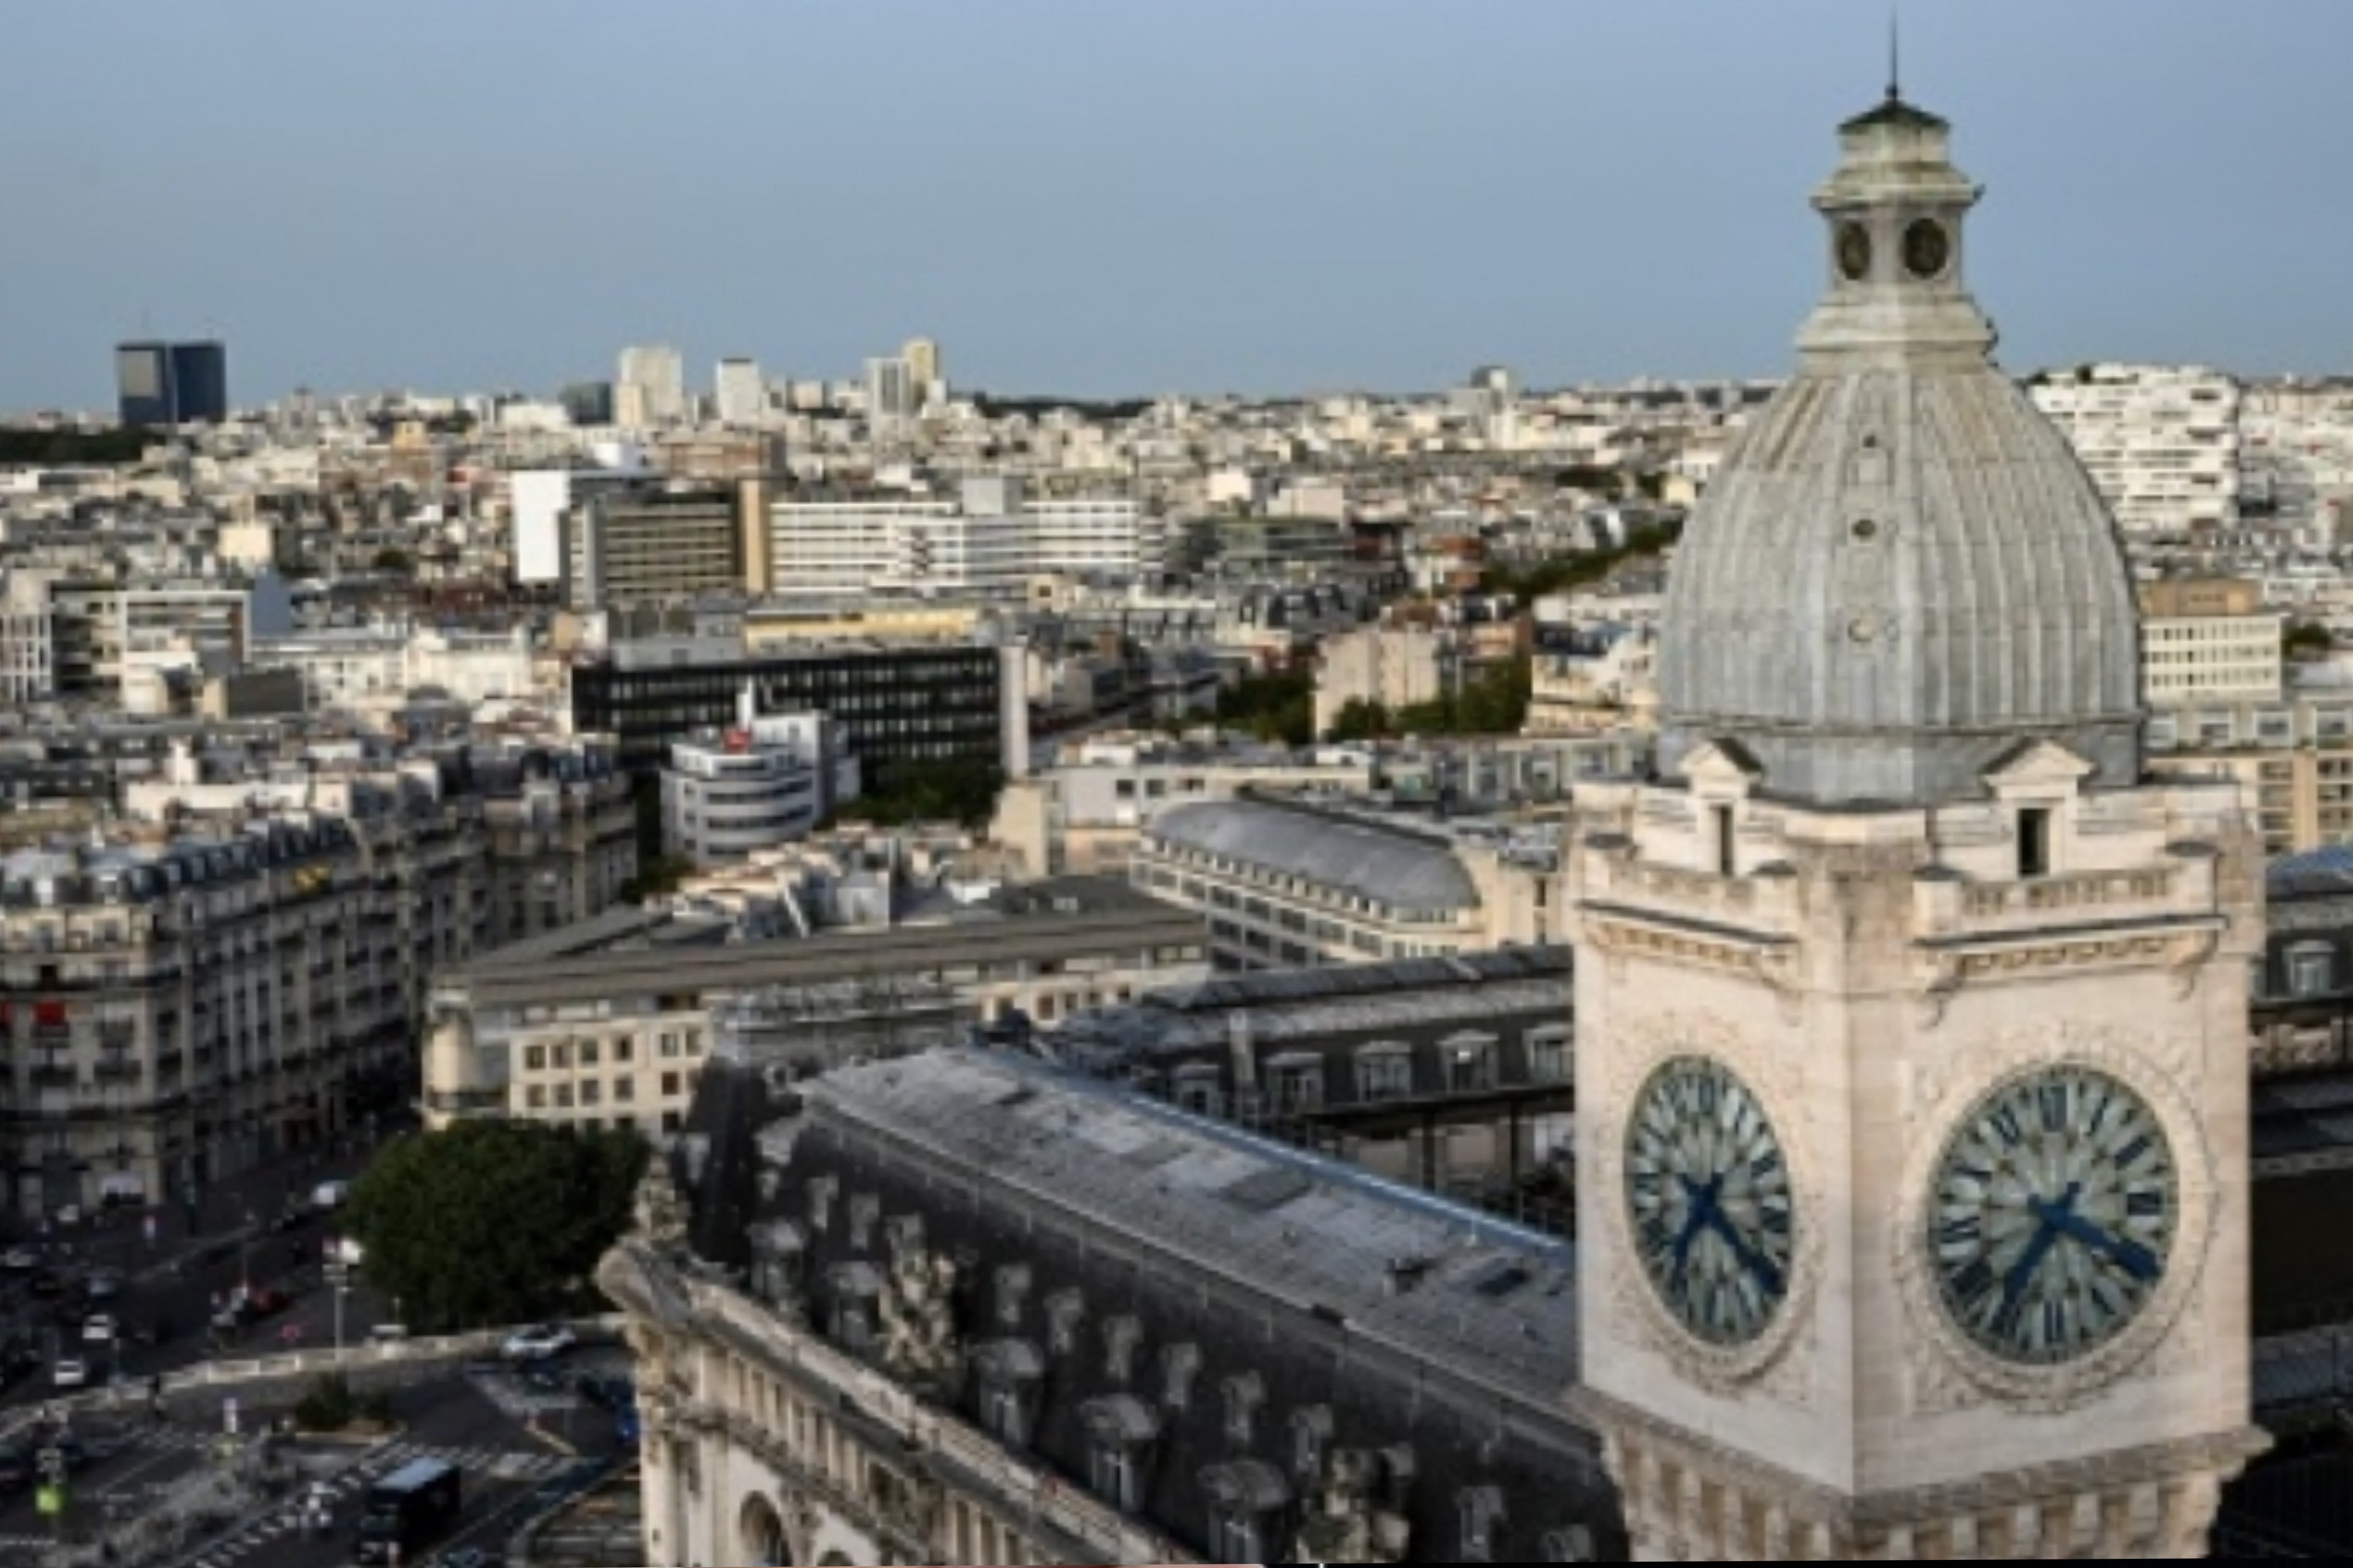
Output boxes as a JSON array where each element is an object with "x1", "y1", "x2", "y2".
[{"x1": 2, "y1": 1, "x2": 2346, "y2": 412}]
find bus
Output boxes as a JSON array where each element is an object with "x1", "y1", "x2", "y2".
[{"x1": 354, "y1": 1457, "x2": 461, "y2": 1564}]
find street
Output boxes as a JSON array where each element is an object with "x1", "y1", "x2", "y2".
[
  {"x1": 0, "y1": 1353, "x2": 633, "y2": 1568},
  {"x1": 2, "y1": 1141, "x2": 407, "y2": 1411}
]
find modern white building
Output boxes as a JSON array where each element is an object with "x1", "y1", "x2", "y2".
[
  {"x1": 0, "y1": 570, "x2": 56, "y2": 702},
  {"x1": 713, "y1": 358, "x2": 767, "y2": 427},
  {"x1": 865, "y1": 355, "x2": 916, "y2": 435},
  {"x1": 768, "y1": 477, "x2": 1155, "y2": 596},
  {"x1": 617, "y1": 344, "x2": 688, "y2": 429},
  {"x1": 2138, "y1": 577, "x2": 2283, "y2": 706},
  {"x1": 510, "y1": 468, "x2": 644, "y2": 586},
  {"x1": 2030, "y1": 363, "x2": 2242, "y2": 540},
  {"x1": 661, "y1": 711, "x2": 858, "y2": 867}
]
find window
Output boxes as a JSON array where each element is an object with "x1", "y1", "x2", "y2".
[
  {"x1": 1292, "y1": 1405, "x2": 1334, "y2": 1481},
  {"x1": 980, "y1": 1382, "x2": 1027, "y2": 1445},
  {"x1": 1356, "y1": 1045, "x2": 1413, "y2": 1102},
  {"x1": 523, "y1": 1045, "x2": 546, "y2": 1072},
  {"x1": 2290, "y1": 944, "x2": 2336, "y2": 997},
  {"x1": 2017, "y1": 808, "x2": 2053, "y2": 880},
  {"x1": 1174, "y1": 1065, "x2": 1223, "y2": 1118},
  {"x1": 1089, "y1": 1436, "x2": 1141, "y2": 1510},
  {"x1": 661, "y1": 1072, "x2": 682, "y2": 1098},
  {"x1": 1222, "y1": 1372, "x2": 1264, "y2": 1447},
  {"x1": 615, "y1": 1077, "x2": 635, "y2": 1102},
  {"x1": 1543, "y1": 1524, "x2": 1599, "y2": 1561},
  {"x1": 1459, "y1": 1485, "x2": 1507, "y2": 1561},
  {"x1": 1208, "y1": 1504, "x2": 1262, "y2": 1562},
  {"x1": 1267, "y1": 1055, "x2": 1322, "y2": 1114},
  {"x1": 1712, "y1": 804, "x2": 1737, "y2": 877},
  {"x1": 612, "y1": 1038, "x2": 634, "y2": 1064},
  {"x1": 578, "y1": 1040, "x2": 600, "y2": 1067},
  {"x1": 1445, "y1": 1035, "x2": 1499, "y2": 1094},
  {"x1": 1528, "y1": 1028, "x2": 1572, "y2": 1085}
]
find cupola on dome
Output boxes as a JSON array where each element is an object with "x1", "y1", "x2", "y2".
[{"x1": 1656, "y1": 94, "x2": 2142, "y2": 808}]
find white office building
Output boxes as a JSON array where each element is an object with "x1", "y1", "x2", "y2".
[
  {"x1": 769, "y1": 477, "x2": 1156, "y2": 596},
  {"x1": 2029, "y1": 364, "x2": 2242, "y2": 539},
  {"x1": 662, "y1": 710, "x2": 859, "y2": 867},
  {"x1": 714, "y1": 358, "x2": 767, "y2": 427},
  {"x1": 616, "y1": 343, "x2": 688, "y2": 429}
]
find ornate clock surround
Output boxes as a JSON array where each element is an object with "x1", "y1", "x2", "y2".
[
  {"x1": 1889, "y1": 1023, "x2": 2223, "y2": 1417},
  {"x1": 1594, "y1": 1008, "x2": 1827, "y2": 1400}
]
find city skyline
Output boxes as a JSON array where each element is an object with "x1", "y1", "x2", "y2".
[{"x1": 2, "y1": 0, "x2": 2348, "y2": 414}]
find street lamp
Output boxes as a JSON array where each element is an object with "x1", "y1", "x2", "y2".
[{"x1": 327, "y1": 1261, "x2": 350, "y2": 1353}]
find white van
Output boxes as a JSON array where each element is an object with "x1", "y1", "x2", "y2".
[{"x1": 311, "y1": 1179, "x2": 350, "y2": 1211}]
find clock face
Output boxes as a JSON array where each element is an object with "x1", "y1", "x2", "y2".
[
  {"x1": 1836, "y1": 222, "x2": 1874, "y2": 283},
  {"x1": 1928, "y1": 1068, "x2": 2178, "y2": 1368},
  {"x1": 1904, "y1": 217, "x2": 1953, "y2": 279},
  {"x1": 1626, "y1": 1059, "x2": 1796, "y2": 1349}
]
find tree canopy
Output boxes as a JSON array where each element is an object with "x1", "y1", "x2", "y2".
[
  {"x1": 343, "y1": 1119, "x2": 647, "y2": 1333},
  {"x1": 1482, "y1": 520, "x2": 1682, "y2": 601},
  {"x1": 1216, "y1": 667, "x2": 1316, "y2": 747}
]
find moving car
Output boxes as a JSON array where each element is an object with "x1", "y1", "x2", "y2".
[
  {"x1": 52, "y1": 1356, "x2": 87, "y2": 1388},
  {"x1": 499, "y1": 1323, "x2": 576, "y2": 1363},
  {"x1": 0, "y1": 1246, "x2": 38, "y2": 1272},
  {"x1": 83, "y1": 1269, "x2": 124, "y2": 1301},
  {"x1": 83, "y1": 1314, "x2": 115, "y2": 1344}
]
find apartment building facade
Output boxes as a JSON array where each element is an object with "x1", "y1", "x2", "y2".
[{"x1": 2030, "y1": 362, "x2": 2242, "y2": 539}]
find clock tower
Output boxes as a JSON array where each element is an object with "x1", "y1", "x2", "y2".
[{"x1": 1567, "y1": 92, "x2": 2267, "y2": 1559}]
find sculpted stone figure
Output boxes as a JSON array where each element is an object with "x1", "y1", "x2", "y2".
[
  {"x1": 877, "y1": 1243, "x2": 962, "y2": 1395},
  {"x1": 1293, "y1": 1448, "x2": 1409, "y2": 1563}
]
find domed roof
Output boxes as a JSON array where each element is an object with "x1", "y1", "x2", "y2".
[{"x1": 1657, "y1": 97, "x2": 2142, "y2": 807}]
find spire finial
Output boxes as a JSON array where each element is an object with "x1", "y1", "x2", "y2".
[{"x1": 1888, "y1": 9, "x2": 1903, "y2": 102}]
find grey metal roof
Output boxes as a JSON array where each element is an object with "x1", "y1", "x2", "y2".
[
  {"x1": 1657, "y1": 95, "x2": 2142, "y2": 807},
  {"x1": 1056, "y1": 948, "x2": 1572, "y2": 1059},
  {"x1": 1145, "y1": 798, "x2": 1480, "y2": 914},
  {"x1": 2269, "y1": 847, "x2": 2353, "y2": 902},
  {"x1": 800, "y1": 1049, "x2": 1578, "y2": 1395}
]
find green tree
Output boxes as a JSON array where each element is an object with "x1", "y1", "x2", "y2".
[
  {"x1": 1325, "y1": 697, "x2": 1394, "y2": 743},
  {"x1": 344, "y1": 1120, "x2": 648, "y2": 1333},
  {"x1": 1215, "y1": 667, "x2": 1315, "y2": 747},
  {"x1": 2285, "y1": 621, "x2": 2334, "y2": 661},
  {"x1": 844, "y1": 759, "x2": 1008, "y2": 828}
]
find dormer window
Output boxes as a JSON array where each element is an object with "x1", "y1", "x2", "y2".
[
  {"x1": 1458, "y1": 1484, "x2": 1508, "y2": 1561},
  {"x1": 2018, "y1": 808, "x2": 2053, "y2": 880},
  {"x1": 1201, "y1": 1461, "x2": 1289, "y2": 1563},
  {"x1": 1222, "y1": 1371, "x2": 1264, "y2": 1447},
  {"x1": 1161, "y1": 1343, "x2": 1202, "y2": 1411}
]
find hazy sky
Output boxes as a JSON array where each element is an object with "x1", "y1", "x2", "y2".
[{"x1": 3, "y1": 1, "x2": 2346, "y2": 412}]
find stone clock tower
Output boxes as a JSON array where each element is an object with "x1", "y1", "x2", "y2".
[{"x1": 1566, "y1": 92, "x2": 2267, "y2": 1559}]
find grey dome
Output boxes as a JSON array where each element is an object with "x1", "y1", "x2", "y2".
[{"x1": 1657, "y1": 98, "x2": 2142, "y2": 807}]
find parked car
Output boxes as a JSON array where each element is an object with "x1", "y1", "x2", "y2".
[
  {"x1": 83, "y1": 1269, "x2": 123, "y2": 1301},
  {"x1": 52, "y1": 1356, "x2": 87, "y2": 1388},
  {"x1": 0, "y1": 1246, "x2": 38, "y2": 1272},
  {"x1": 82, "y1": 1314, "x2": 115, "y2": 1344},
  {"x1": 311, "y1": 1180, "x2": 350, "y2": 1212},
  {"x1": 499, "y1": 1324, "x2": 576, "y2": 1363}
]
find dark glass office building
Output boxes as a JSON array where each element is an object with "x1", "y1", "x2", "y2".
[
  {"x1": 117, "y1": 341, "x2": 230, "y2": 427},
  {"x1": 570, "y1": 642, "x2": 1016, "y2": 790}
]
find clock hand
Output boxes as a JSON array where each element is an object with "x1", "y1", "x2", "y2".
[
  {"x1": 2034, "y1": 1206, "x2": 2162, "y2": 1284},
  {"x1": 1670, "y1": 1175, "x2": 1723, "y2": 1285},
  {"x1": 2001, "y1": 1183, "x2": 2082, "y2": 1314},
  {"x1": 1700, "y1": 1207, "x2": 1786, "y2": 1300}
]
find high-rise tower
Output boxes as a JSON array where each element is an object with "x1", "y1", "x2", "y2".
[{"x1": 1567, "y1": 92, "x2": 2266, "y2": 1559}]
